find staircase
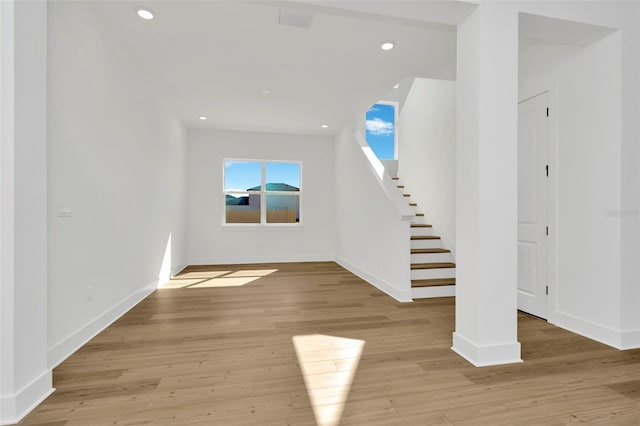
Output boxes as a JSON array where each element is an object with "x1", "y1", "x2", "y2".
[{"x1": 393, "y1": 177, "x2": 456, "y2": 299}]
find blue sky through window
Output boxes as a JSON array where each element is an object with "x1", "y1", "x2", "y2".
[
  {"x1": 225, "y1": 160, "x2": 300, "y2": 191},
  {"x1": 266, "y1": 162, "x2": 300, "y2": 189},
  {"x1": 224, "y1": 161, "x2": 261, "y2": 191},
  {"x1": 365, "y1": 103, "x2": 395, "y2": 160}
]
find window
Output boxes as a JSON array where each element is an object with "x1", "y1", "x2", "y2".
[
  {"x1": 365, "y1": 102, "x2": 397, "y2": 160},
  {"x1": 224, "y1": 159, "x2": 301, "y2": 224}
]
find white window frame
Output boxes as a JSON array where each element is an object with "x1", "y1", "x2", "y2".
[{"x1": 222, "y1": 158, "x2": 303, "y2": 226}]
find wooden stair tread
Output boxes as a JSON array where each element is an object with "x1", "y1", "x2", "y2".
[
  {"x1": 410, "y1": 224, "x2": 432, "y2": 228},
  {"x1": 411, "y1": 262, "x2": 456, "y2": 270},
  {"x1": 409, "y1": 203, "x2": 417, "y2": 206},
  {"x1": 411, "y1": 248, "x2": 450, "y2": 254},
  {"x1": 392, "y1": 177, "x2": 400, "y2": 180},
  {"x1": 412, "y1": 278, "x2": 456, "y2": 288},
  {"x1": 403, "y1": 194, "x2": 411, "y2": 197},
  {"x1": 415, "y1": 213, "x2": 424, "y2": 217},
  {"x1": 397, "y1": 185, "x2": 405, "y2": 188},
  {"x1": 411, "y1": 235, "x2": 440, "y2": 240}
]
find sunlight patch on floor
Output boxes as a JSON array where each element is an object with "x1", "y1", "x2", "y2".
[
  {"x1": 226, "y1": 269, "x2": 278, "y2": 278},
  {"x1": 159, "y1": 268, "x2": 278, "y2": 289},
  {"x1": 173, "y1": 270, "x2": 231, "y2": 280},
  {"x1": 158, "y1": 278, "x2": 209, "y2": 289},
  {"x1": 189, "y1": 276, "x2": 260, "y2": 288},
  {"x1": 293, "y1": 334, "x2": 365, "y2": 426}
]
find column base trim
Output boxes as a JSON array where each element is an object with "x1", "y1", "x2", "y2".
[
  {"x1": 0, "y1": 370, "x2": 54, "y2": 425},
  {"x1": 452, "y1": 332, "x2": 522, "y2": 367}
]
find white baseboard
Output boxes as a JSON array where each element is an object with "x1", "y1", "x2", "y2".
[
  {"x1": 0, "y1": 370, "x2": 54, "y2": 426},
  {"x1": 47, "y1": 281, "x2": 156, "y2": 369},
  {"x1": 335, "y1": 257, "x2": 413, "y2": 302},
  {"x1": 552, "y1": 311, "x2": 640, "y2": 350},
  {"x1": 172, "y1": 262, "x2": 188, "y2": 276},
  {"x1": 452, "y1": 332, "x2": 522, "y2": 367},
  {"x1": 412, "y1": 285, "x2": 455, "y2": 299},
  {"x1": 620, "y1": 329, "x2": 640, "y2": 350},
  {"x1": 189, "y1": 255, "x2": 334, "y2": 265}
]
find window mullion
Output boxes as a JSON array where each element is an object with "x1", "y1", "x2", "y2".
[{"x1": 261, "y1": 161, "x2": 266, "y2": 224}]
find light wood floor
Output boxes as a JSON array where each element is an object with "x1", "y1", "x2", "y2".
[{"x1": 20, "y1": 262, "x2": 639, "y2": 425}]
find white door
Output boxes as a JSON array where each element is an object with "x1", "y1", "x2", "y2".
[{"x1": 518, "y1": 92, "x2": 549, "y2": 319}]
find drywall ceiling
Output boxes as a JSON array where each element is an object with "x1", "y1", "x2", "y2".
[
  {"x1": 86, "y1": 0, "x2": 466, "y2": 135},
  {"x1": 519, "y1": 12, "x2": 616, "y2": 52}
]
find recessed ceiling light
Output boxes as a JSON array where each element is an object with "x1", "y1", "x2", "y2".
[
  {"x1": 137, "y1": 9, "x2": 154, "y2": 20},
  {"x1": 393, "y1": 83, "x2": 400, "y2": 89},
  {"x1": 381, "y1": 42, "x2": 395, "y2": 51},
  {"x1": 198, "y1": 116, "x2": 208, "y2": 121},
  {"x1": 321, "y1": 124, "x2": 329, "y2": 129}
]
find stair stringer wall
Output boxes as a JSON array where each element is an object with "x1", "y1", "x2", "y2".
[{"x1": 334, "y1": 124, "x2": 413, "y2": 302}]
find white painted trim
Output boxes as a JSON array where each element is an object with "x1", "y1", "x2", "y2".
[
  {"x1": 620, "y1": 329, "x2": 640, "y2": 350},
  {"x1": 411, "y1": 285, "x2": 455, "y2": 299},
  {"x1": 47, "y1": 281, "x2": 156, "y2": 369},
  {"x1": 451, "y1": 332, "x2": 522, "y2": 367},
  {"x1": 0, "y1": 370, "x2": 54, "y2": 426},
  {"x1": 552, "y1": 311, "x2": 639, "y2": 350},
  {"x1": 171, "y1": 262, "x2": 188, "y2": 277},
  {"x1": 189, "y1": 255, "x2": 333, "y2": 266},
  {"x1": 335, "y1": 256, "x2": 413, "y2": 302}
]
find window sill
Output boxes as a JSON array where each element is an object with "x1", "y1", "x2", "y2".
[{"x1": 221, "y1": 223, "x2": 304, "y2": 229}]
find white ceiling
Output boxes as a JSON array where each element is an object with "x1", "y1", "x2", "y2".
[
  {"x1": 87, "y1": 1, "x2": 470, "y2": 135},
  {"x1": 519, "y1": 12, "x2": 616, "y2": 52}
]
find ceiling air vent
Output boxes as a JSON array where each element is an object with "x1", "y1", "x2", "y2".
[{"x1": 278, "y1": 9, "x2": 313, "y2": 29}]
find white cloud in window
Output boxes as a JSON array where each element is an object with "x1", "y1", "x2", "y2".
[{"x1": 365, "y1": 118, "x2": 394, "y2": 135}]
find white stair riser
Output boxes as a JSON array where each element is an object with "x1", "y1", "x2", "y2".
[
  {"x1": 411, "y1": 252, "x2": 452, "y2": 263},
  {"x1": 412, "y1": 285, "x2": 456, "y2": 299},
  {"x1": 410, "y1": 239, "x2": 442, "y2": 249},
  {"x1": 411, "y1": 227, "x2": 434, "y2": 237},
  {"x1": 411, "y1": 268, "x2": 455, "y2": 280}
]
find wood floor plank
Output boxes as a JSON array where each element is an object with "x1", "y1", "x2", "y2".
[{"x1": 18, "y1": 262, "x2": 640, "y2": 426}]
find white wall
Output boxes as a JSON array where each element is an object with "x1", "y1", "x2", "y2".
[
  {"x1": 1, "y1": 1, "x2": 52, "y2": 423},
  {"x1": 47, "y1": 2, "x2": 187, "y2": 368},
  {"x1": 334, "y1": 125, "x2": 412, "y2": 302},
  {"x1": 518, "y1": 3, "x2": 640, "y2": 348},
  {"x1": 398, "y1": 78, "x2": 456, "y2": 254},
  {"x1": 554, "y1": 35, "x2": 622, "y2": 338},
  {"x1": 187, "y1": 128, "x2": 334, "y2": 264}
]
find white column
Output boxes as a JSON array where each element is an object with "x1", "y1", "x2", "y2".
[
  {"x1": 452, "y1": 3, "x2": 522, "y2": 366},
  {"x1": 619, "y1": 4, "x2": 640, "y2": 349},
  {"x1": 0, "y1": 1, "x2": 52, "y2": 424}
]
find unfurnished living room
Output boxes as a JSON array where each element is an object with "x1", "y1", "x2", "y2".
[{"x1": 1, "y1": 1, "x2": 639, "y2": 425}]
